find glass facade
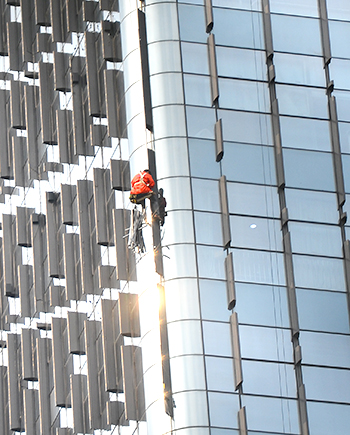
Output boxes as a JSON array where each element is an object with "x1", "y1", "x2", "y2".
[{"x1": 0, "y1": 0, "x2": 348, "y2": 435}]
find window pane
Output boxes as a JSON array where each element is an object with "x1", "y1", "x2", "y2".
[
  {"x1": 195, "y1": 212, "x2": 222, "y2": 246},
  {"x1": 227, "y1": 183, "x2": 280, "y2": 218},
  {"x1": 289, "y1": 222, "x2": 343, "y2": 257},
  {"x1": 222, "y1": 143, "x2": 276, "y2": 185},
  {"x1": 271, "y1": 14, "x2": 322, "y2": 56},
  {"x1": 233, "y1": 249, "x2": 285, "y2": 286},
  {"x1": 242, "y1": 360, "x2": 296, "y2": 397},
  {"x1": 333, "y1": 90, "x2": 350, "y2": 121},
  {"x1": 192, "y1": 178, "x2": 220, "y2": 212},
  {"x1": 293, "y1": 255, "x2": 346, "y2": 291},
  {"x1": 270, "y1": 0, "x2": 319, "y2": 17},
  {"x1": 187, "y1": 106, "x2": 216, "y2": 139},
  {"x1": 274, "y1": 53, "x2": 325, "y2": 86},
  {"x1": 230, "y1": 215, "x2": 283, "y2": 251},
  {"x1": 280, "y1": 116, "x2": 331, "y2": 151},
  {"x1": 184, "y1": 74, "x2": 211, "y2": 107},
  {"x1": 163, "y1": 244, "x2": 198, "y2": 279},
  {"x1": 146, "y1": 3, "x2": 179, "y2": 43},
  {"x1": 235, "y1": 283, "x2": 289, "y2": 327},
  {"x1": 150, "y1": 72, "x2": 184, "y2": 106},
  {"x1": 217, "y1": 47, "x2": 266, "y2": 81},
  {"x1": 165, "y1": 278, "x2": 200, "y2": 322},
  {"x1": 283, "y1": 149, "x2": 335, "y2": 191},
  {"x1": 300, "y1": 331, "x2": 350, "y2": 368},
  {"x1": 239, "y1": 325, "x2": 293, "y2": 362},
  {"x1": 276, "y1": 84, "x2": 328, "y2": 118},
  {"x1": 199, "y1": 279, "x2": 228, "y2": 322},
  {"x1": 285, "y1": 189, "x2": 339, "y2": 224},
  {"x1": 206, "y1": 356, "x2": 236, "y2": 392},
  {"x1": 213, "y1": 0, "x2": 261, "y2": 11},
  {"x1": 197, "y1": 245, "x2": 226, "y2": 280},
  {"x1": 208, "y1": 392, "x2": 239, "y2": 429},
  {"x1": 154, "y1": 137, "x2": 190, "y2": 178},
  {"x1": 243, "y1": 396, "x2": 299, "y2": 434},
  {"x1": 213, "y1": 9, "x2": 264, "y2": 49},
  {"x1": 219, "y1": 79, "x2": 270, "y2": 112},
  {"x1": 296, "y1": 289, "x2": 350, "y2": 333},
  {"x1": 308, "y1": 402, "x2": 350, "y2": 435},
  {"x1": 219, "y1": 110, "x2": 273, "y2": 145},
  {"x1": 181, "y1": 42, "x2": 209, "y2": 75},
  {"x1": 170, "y1": 355, "x2": 206, "y2": 393},
  {"x1": 303, "y1": 366, "x2": 350, "y2": 402},
  {"x1": 327, "y1": 0, "x2": 350, "y2": 20},
  {"x1": 202, "y1": 321, "x2": 232, "y2": 357},
  {"x1": 329, "y1": 20, "x2": 350, "y2": 59},
  {"x1": 172, "y1": 391, "x2": 209, "y2": 427},
  {"x1": 188, "y1": 139, "x2": 220, "y2": 179},
  {"x1": 167, "y1": 320, "x2": 203, "y2": 357},
  {"x1": 339, "y1": 121, "x2": 350, "y2": 153},
  {"x1": 178, "y1": 4, "x2": 206, "y2": 43},
  {"x1": 330, "y1": 58, "x2": 350, "y2": 90},
  {"x1": 148, "y1": 41, "x2": 182, "y2": 75}
]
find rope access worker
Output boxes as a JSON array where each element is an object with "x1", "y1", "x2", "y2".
[{"x1": 129, "y1": 169, "x2": 155, "y2": 207}]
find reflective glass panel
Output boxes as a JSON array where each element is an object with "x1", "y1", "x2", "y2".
[
  {"x1": 274, "y1": 53, "x2": 325, "y2": 86},
  {"x1": 208, "y1": 392, "x2": 239, "y2": 429},
  {"x1": 276, "y1": 84, "x2": 328, "y2": 119},
  {"x1": 239, "y1": 325, "x2": 293, "y2": 362},
  {"x1": 296, "y1": 288, "x2": 350, "y2": 333},
  {"x1": 146, "y1": 3, "x2": 179, "y2": 43},
  {"x1": 270, "y1": 0, "x2": 319, "y2": 16},
  {"x1": 199, "y1": 279, "x2": 228, "y2": 322},
  {"x1": 227, "y1": 183, "x2": 280, "y2": 218},
  {"x1": 341, "y1": 154, "x2": 350, "y2": 193},
  {"x1": 280, "y1": 116, "x2": 331, "y2": 151},
  {"x1": 187, "y1": 106, "x2": 216, "y2": 139},
  {"x1": 330, "y1": 58, "x2": 350, "y2": 90},
  {"x1": 216, "y1": 47, "x2": 266, "y2": 81},
  {"x1": 170, "y1": 355, "x2": 206, "y2": 393},
  {"x1": 303, "y1": 366, "x2": 350, "y2": 402},
  {"x1": 178, "y1": 4, "x2": 206, "y2": 43},
  {"x1": 222, "y1": 143, "x2": 276, "y2": 185},
  {"x1": 181, "y1": 42, "x2": 209, "y2": 75},
  {"x1": 172, "y1": 391, "x2": 209, "y2": 427},
  {"x1": 327, "y1": 0, "x2": 350, "y2": 20},
  {"x1": 213, "y1": 8, "x2": 264, "y2": 49},
  {"x1": 230, "y1": 215, "x2": 282, "y2": 251},
  {"x1": 196, "y1": 245, "x2": 226, "y2": 280},
  {"x1": 194, "y1": 212, "x2": 223, "y2": 246},
  {"x1": 339, "y1": 121, "x2": 350, "y2": 153},
  {"x1": 307, "y1": 402, "x2": 350, "y2": 435},
  {"x1": 184, "y1": 74, "x2": 212, "y2": 107},
  {"x1": 148, "y1": 41, "x2": 182, "y2": 75},
  {"x1": 206, "y1": 356, "x2": 235, "y2": 392},
  {"x1": 271, "y1": 14, "x2": 322, "y2": 56},
  {"x1": 242, "y1": 360, "x2": 296, "y2": 397},
  {"x1": 219, "y1": 110, "x2": 273, "y2": 145},
  {"x1": 167, "y1": 320, "x2": 203, "y2": 357},
  {"x1": 154, "y1": 137, "x2": 190, "y2": 178},
  {"x1": 188, "y1": 139, "x2": 221, "y2": 179},
  {"x1": 333, "y1": 90, "x2": 350, "y2": 121},
  {"x1": 300, "y1": 331, "x2": 350, "y2": 368},
  {"x1": 192, "y1": 178, "x2": 220, "y2": 212},
  {"x1": 163, "y1": 244, "x2": 197, "y2": 279},
  {"x1": 233, "y1": 250, "x2": 285, "y2": 285},
  {"x1": 159, "y1": 176, "x2": 192, "y2": 211},
  {"x1": 202, "y1": 321, "x2": 232, "y2": 357},
  {"x1": 235, "y1": 283, "x2": 289, "y2": 327},
  {"x1": 165, "y1": 278, "x2": 200, "y2": 322},
  {"x1": 293, "y1": 255, "x2": 346, "y2": 291},
  {"x1": 150, "y1": 72, "x2": 184, "y2": 106},
  {"x1": 289, "y1": 222, "x2": 343, "y2": 257},
  {"x1": 219, "y1": 79, "x2": 270, "y2": 113},
  {"x1": 212, "y1": 0, "x2": 261, "y2": 10},
  {"x1": 153, "y1": 104, "x2": 186, "y2": 139},
  {"x1": 329, "y1": 20, "x2": 350, "y2": 59},
  {"x1": 285, "y1": 189, "x2": 339, "y2": 224},
  {"x1": 283, "y1": 149, "x2": 335, "y2": 191},
  {"x1": 243, "y1": 396, "x2": 299, "y2": 434}
]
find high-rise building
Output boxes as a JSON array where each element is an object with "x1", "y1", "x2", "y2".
[{"x1": 0, "y1": 0, "x2": 349, "y2": 434}]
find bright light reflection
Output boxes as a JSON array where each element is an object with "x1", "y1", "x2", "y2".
[{"x1": 250, "y1": 223, "x2": 257, "y2": 229}]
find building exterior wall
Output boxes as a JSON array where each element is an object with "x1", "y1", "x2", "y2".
[{"x1": 0, "y1": 1, "x2": 349, "y2": 435}]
